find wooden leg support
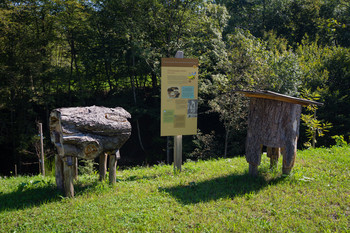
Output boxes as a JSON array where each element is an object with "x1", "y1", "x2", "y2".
[
  {"x1": 63, "y1": 156, "x2": 74, "y2": 198},
  {"x1": 109, "y1": 151, "x2": 119, "y2": 185},
  {"x1": 99, "y1": 153, "x2": 108, "y2": 181},
  {"x1": 73, "y1": 157, "x2": 78, "y2": 181},
  {"x1": 55, "y1": 155, "x2": 64, "y2": 192},
  {"x1": 267, "y1": 147, "x2": 280, "y2": 169},
  {"x1": 249, "y1": 164, "x2": 258, "y2": 176}
]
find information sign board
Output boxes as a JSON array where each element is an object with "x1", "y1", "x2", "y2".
[{"x1": 161, "y1": 58, "x2": 199, "y2": 136}]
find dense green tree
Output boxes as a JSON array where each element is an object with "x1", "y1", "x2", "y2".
[{"x1": 1, "y1": 0, "x2": 350, "y2": 175}]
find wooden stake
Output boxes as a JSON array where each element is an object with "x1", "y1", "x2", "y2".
[
  {"x1": 55, "y1": 155, "x2": 64, "y2": 191},
  {"x1": 73, "y1": 157, "x2": 78, "y2": 180},
  {"x1": 109, "y1": 151, "x2": 118, "y2": 185},
  {"x1": 267, "y1": 147, "x2": 280, "y2": 169},
  {"x1": 38, "y1": 123, "x2": 45, "y2": 176},
  {"x1": 99, "y1": 153, "x2": 108, "y2": 181},
  {"x1": 174, "y1": 135, "x2": 182, "y2": 172},
  {"x1": 63, "y1": 156, "x2": 74, "y2": 197}
]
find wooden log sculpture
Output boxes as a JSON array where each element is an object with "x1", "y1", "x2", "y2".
[
  {"x1": 49, "y1": 106, "x2": 131, "y2": 197},
  {"x1": 236, "y1": 90, "x2": 322, "y2": 176}
]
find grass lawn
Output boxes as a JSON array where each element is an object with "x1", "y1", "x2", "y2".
[{"x1": 0, "y1": 146, "x2": 349, "y2": 232}]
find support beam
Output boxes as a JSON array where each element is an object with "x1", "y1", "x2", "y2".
[
  {"x1": 267, "y1": 147, "x2": 280, "y2": 169},
  {"x1": 55, "y1": 155, "x2": 64, "y2": 191},
  {"x1": 99, "y1": 153, "x2": 108, "y2": 181},
  {"x1": 174, "y1": 135, "x2": 182, "y2": 172},
  {"x1": 109, "y1": 151, "x2": 118, "y2": 185},
  {"x1": 63, "y1": 156, "x2": 74, "y2": 198}
]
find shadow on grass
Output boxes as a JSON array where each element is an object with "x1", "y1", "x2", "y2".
[
  {"x1": 0, "y1": 181, "x2": 103, "y2": 212},
  {"x1": 0, "y1": 185, "x2": 61, "y2": 212},
  {"x1": 161, "y1": 172, "x2": 287, "y2": 205}
]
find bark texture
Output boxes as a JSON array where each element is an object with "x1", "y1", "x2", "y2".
[
  {"x1": 49, "y1": 106, "x2": 131, "y2": 197},
  {"x1": 50, "y1": 106, "x2": 131, "y2": 160},
  {"x1": 246, "y1": 98, "x2": 301, "y2": 175}
]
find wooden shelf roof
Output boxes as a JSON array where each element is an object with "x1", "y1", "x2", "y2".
[{"x1": 235, "y1": 90, "x2": 323, "y2": 106}]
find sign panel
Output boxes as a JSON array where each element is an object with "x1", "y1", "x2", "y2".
[{"x1": 161, "y1": 58, "x2": 199, "y2": 136}]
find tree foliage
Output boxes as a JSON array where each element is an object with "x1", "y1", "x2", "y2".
[{"x1": 1, "y1": 0, "x2": 350, "y2": 175}]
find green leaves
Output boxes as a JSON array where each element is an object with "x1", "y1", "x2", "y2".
[{"x1": 300, "y1": 88, "x2": 333, "y2": 148}]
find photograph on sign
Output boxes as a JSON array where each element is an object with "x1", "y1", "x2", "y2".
[
  {"x1": 167, "y1": 87, "x2": 180, "y2": 98},
  {"x1": 187, "y1": 99, "x2": 198, "y2": 118}
]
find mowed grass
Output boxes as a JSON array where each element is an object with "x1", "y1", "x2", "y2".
[{"x1": 0, "y1": 146, "x2": 349, "y2": 232}]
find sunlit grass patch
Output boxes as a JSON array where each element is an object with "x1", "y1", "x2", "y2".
[{"x1": 0, "y1": 146, "x2": 349, "y2": 232}]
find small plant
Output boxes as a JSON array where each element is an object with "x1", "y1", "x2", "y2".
[
  {"x1": 189, "y1": 130, "x2": 219, "y2": 160},
  {"x1": 300, "y1": 88, "x2": 332, "y2": 148},
  {"x1": 331, "y1": 135, "x2": 348, "y2": 147},
  {"x1": 78, "y1": 159, "x2": 98, "y2": 176}
]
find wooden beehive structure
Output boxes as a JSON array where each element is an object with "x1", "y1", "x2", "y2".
[
  {"x1": 49, "y1": 106, "x2": 132, "y2": 197},
  {"x1": 236, "y1": 90, "x2": 322, "y2": 176}
]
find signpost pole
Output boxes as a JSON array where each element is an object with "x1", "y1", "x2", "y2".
[
  {"x1": 161, "y1": 51, "x2": 197, "y2": 173},
  {"x1": 174, "y1": 51, "x2": 184, "y2": 172}
]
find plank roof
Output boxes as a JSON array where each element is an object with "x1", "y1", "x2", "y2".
[{"x1": 235, "y1": 90, "x2": 323, "y2": 106}]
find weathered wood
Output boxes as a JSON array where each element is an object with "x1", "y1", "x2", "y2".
[
  {"x1": 38, "y1": 122, "x2": 45, "y2": 176},
  {"x1": 267, "y1": 147, "x2": 280, "y2": 169},
  {"x1": 63, "y1": 156, "x2": 74, "y2": 198},
  {"x1": 49, "y1": 106, "x2": 131, "y2": 196},
  {"x1": 109, "y1": 151, "x2": 119, "y2": 185},
  {"x1": 50, "y1": 106, "x2": 131, "y2": 160},
  {"x1": 246, "y1": 98, "x2": 301, "y2": 175},
  {"x1": 174, "y1": 135, "x2": 182, "y2": 172},
  {"x1": 236, "y1": 90, "x2": 323, "y2": 106},
  {"x1": 99, "y1": 153, "x2": 108, "y2": 181},
  {"x1": 73, "y1": 157, "x2": 78, "y2": 180},
  {"x1": 55, "y1": 155, "x2": 64, "y2": 191},
  {"x1": 249, "y1": 164, "x2": 258, "y2": 176}
]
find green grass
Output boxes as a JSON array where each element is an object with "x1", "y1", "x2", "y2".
[{"x1": 1, "y1": 146, "x2": 349, "y2": 232}]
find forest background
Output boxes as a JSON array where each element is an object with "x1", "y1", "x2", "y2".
[{"x1": 1, "y1": 0, "x2": 349, "y2": 176}]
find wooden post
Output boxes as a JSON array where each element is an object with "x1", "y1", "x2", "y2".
[
  {"x1": 173, "y1": 50, "x2": 184, "y2": 173},
  {"x1": 55, "y1": 155, "x2": 64, "y2": 191},
  {"x1": 38, "y1": 122, "x2": 45, "y2": 176},
  {"x1": 99, "y1": 153, "x2": 108, "y2": 181},
  {"x1": 174, "y1": 135, "x2": 182, "y2": 172},
  {"x1": 267, "y1": 147, "x2": 280, "y2": 169},
  {"x1": 109, "y1": 151, "x2": 118, "y2": 185},
  {"x1": 249, "y1": 164, "x2": 258, "y2": 176},
  {"x1": 73, "y1": 157, "x2": 78, "y2": 180},
  {"x1": 63, "y1": 156, "x2": 74, "y2": 197}
]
